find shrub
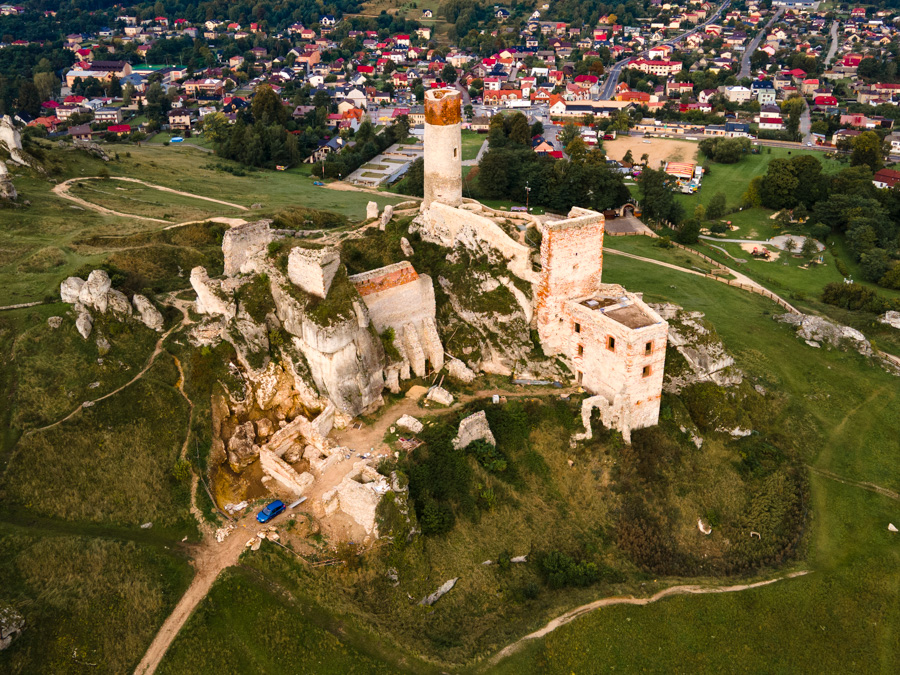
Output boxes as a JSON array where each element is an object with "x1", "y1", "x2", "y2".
[{"x1": 655, "y1": 235, "x2": 672, "y2": 249}]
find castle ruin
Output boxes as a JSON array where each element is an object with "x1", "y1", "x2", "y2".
[{"x1": 416, "y1": 88, "x2": 669, "y2": 440}]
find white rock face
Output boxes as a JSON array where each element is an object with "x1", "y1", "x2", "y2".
[
  {"x1": 190, "y1": 266, "x2": 236, "y2": 319},
  {"x1": 452, "y1": 410, "x2": 495, "y2": 450},
  {"x1": 227, "y1": 421, "x2": 259, "y2": 471},
  {"x1": 776, "y1": 312, "x2": 873, "y2": 355},
  {"x1": 880, "y1": 311, "x2": 900, "y2": 330},
  {"x1": 60, "y1": 277, "x2": 85, "y2": 303},
  {"x1": 447, "y1": 358, "x2": 476, "y2": 383},
  {"x1": 419, "y1": 578, "x2": 458, "y2": 606},
  {"x1": 132, "y1": 294, "x2": 164, "y2": 331},
  {"x1": 222, "y1": 219, "x2": 274, "y2": 276},
  {"x1": 400, "y1": 236, "x2": 414, "y2": 257},
  {"x1": 426, "y1": 385, "x2": 454, "y2": 406},
  {"x1": 78, "y1": 270, "x2": 112, "y2": 313},
  {"x1": 0, "y1": 604, "x2": 25, "y2": 651},
  {"x1": 76, "y1": 311, "x2": 93, "y2": 339},
  {"x1": 106, "y1": 289, "x2": 132, "y2": 317},
  {"x1": 396, "y1": 414, "x2": 423, "y2": 434},
  {"x1": 366, "y1": 201, "x2": 379, "y2": 219},
  {"x1": 0, "y1": 115, "x2": 30, "y2": 166},
  {"x1": 380, "y1": 204, "x2": 393, "y2": 230},
  {"x1": 0, "y1": 160, "x2": 15, "y2": 201}
]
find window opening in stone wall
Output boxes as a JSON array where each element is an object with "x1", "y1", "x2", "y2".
[
  {"x1": 577, "y1": 344, "x2": 584, "y2": 357},
  {"x1": 607, "y1": 336, "x2": 615, "y2": 351},
  {"x1": 645, "y1": 341, "x2": 653, "y2": 355},
  {"x1": 576, "y1": 370, "x2": 583, "y2": 383},
  {"x1": 574, "y1": 322, "x2": 581, "y2": 333},
  {"x1": 453, "y1": 147, "x2": 457, "y2": 158},
  {"x1": 642, "y1": 365, "x2": 651, "y2": 378}
]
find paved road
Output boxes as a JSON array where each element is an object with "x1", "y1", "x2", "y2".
[
  {"x1": 824, "y1": 20, "x2": 840, "y2": 66},
  {"x1": 600, "y1": 0, "x2": 732, "y2": 100},
  {"x1": 738, "y1": 7, "x2": 784, "y2": 79}
]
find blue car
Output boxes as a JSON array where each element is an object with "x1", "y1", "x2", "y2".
[{"x1": 257, "y1": 500, "x2": 285, "y2": 523}]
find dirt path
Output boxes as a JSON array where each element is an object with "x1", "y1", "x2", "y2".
[
  {"x1": 490, "y1": 570, "x2": 811, "y2": 664},
  {"x1": 51, "y1": 176, "x2": 248, "y2": 223},
  {"x1": 807, "y1": 466, "x2": 900, "y2": 502},
  {"x1": 133, "y1": 517, "x2": 257, "y2": 675}
]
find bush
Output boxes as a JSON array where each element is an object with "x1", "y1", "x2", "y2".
[
  {"x1": 536, "y1": 551, "x2": 601, "y2": 588},
  {"x1": 822, "y1": 281, "x2": 895, "y2": 313},
  {"x1": 655, "y1": 235, "x2": 673, "y2": 248},
  {"x1": 676, "y1": 219, "x2": 701, "y2": 244}
]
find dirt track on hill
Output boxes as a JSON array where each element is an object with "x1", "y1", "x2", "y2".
[
  {"x1": 489, "y1": 570, "x2": 812, "y2": 664},
  {"x1": 51, "y1": 176, "x2": 248, "y2": 222}
]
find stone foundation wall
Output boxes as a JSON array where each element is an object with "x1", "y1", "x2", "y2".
[{"x1": 349, "y1": 261, "x2": 420, "y2": 296}]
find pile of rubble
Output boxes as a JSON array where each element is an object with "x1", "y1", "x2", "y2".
[{"x1": 775, "y1": 312, "x2": 873, "y2": 356}]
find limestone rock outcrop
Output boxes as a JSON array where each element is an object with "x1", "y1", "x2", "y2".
[
  {"x1": 259, "y1": 448, "x2": 314, "y2": 495},
  {"x1": 0, "y1": 160, "x2": 16, "y2": 200},
  {"x1": 76, "y1": 311, "x2": 93, "y2": 339},
  {"x1": 227, "y1": 421, "x2": 260, "y2": 472},
  {"x1": 776, "y1": 312, "x2": 873, "y2": 356},
  {"x1": 427, "y1": 385, "x2": 454, "y2": 406},
  {"x1": 60, "y1": 277, "x2": 85, "y2": 303},
  {"x1": 132, "y1": 294, "x2": 164, "y2": 331},
  {"x1": 72, "y1": 138, "x2": 110, "y2": 161},
  {"x1": 0, "y1": 604, "x2": 25, "y2": 651},
  {"x1": 452, "y1": 410, "x2": 495, "y2": 450},
  {"x1": 78, "y1": 270, "x2": 112, "y2": 313},
  {"x1": 106, "y1": 289, "x2": 132, "y2": 317},
  {"x1": 0, "y1": 115, "x2": 30, "y2": 167},
  {"x1": 396, "y1": 414, "x2": 423, "y2": 434},
  {"x1": 400, "y1": 236, "x2": 414, "y2": 257},
  {"x1": 880, "y1": 311, "x2": 900, "y2": 330},
  {"x1": 447, "y1": 358, "x2": 476, "y2": 383},
  {"x1": 380, "y1": 204, "x2": 393, "y2": 230},
  {"x1": 190, "y1": 266, "x2": 236, "y2": 319},
  {"x1": 223, "y1": 220, "x2": 274, "y2": 276},
  {"x1": 366, "y1": 201, "x2": 379, "y2": 219},
  {"x1": 651, "y1": 303, "x2": 742, "y2": 393}
]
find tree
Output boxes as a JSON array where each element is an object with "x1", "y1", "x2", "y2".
[
  {"x1": 783, "y1": 237, "x2": 797, "y2": 253},
  {"x1": 441, "y1": 64, "x2": 458, "y2": 84},
  {"x1": 801, "y1": 237, "x2": 819, "y2": 258},
  {"x1": 507, "y1": 113, "x2": 531, "y2": 146},
  {"x1": 707, "y1": 192, "x2": 727, "y2": 220},
  {"x1": 623, "y1": 149, "x2": 634, "y2": 165},
  {"x1": 33, "y1": 71, "x2": 59, "y2": 102},
  {"x1": 399, "y1": 157, "x2": 424, "y2": 197},
  {"x1": 202, "y1": 112, "x2": 231, "y2": 144},
  {"x1": 107, "y1": 74, "x2": 122, "y2": 98},
  {"x1": 638, "y1": 168, "x2": 682, "y2": 224},
  {"x1": 122, "y1": 83, "x2": 135, "y2": 106},
  {"x1": 850, "y1": 131, "x2": 884, "y2": 172},
  {"x1": 478, "y1": 150, "x2": 511, "y2": 199},
  {"x1": 676, "y1": 219, "x2": 701, "y2": 244},
  {"x1": 16, "y1": 80, "x2": 40, "y2": 117},
  {"x1": 640, "y1": 152, "x2": 649, "y2": 165},
  {"x1": 531, "y1": 120, "x2": 544, "y2": 137},
  {"x1": 859, "y1": 248, "x2": 891, "y2": 281},
  {"x1": 558, "y1": 122, "x2": 580, "y2": 148},
  {"x1": 251, "y1": 84, "x2": 287, "y2": 125},
  {"x1": 694, "y1": 203, "x2": 706, "y2": 221},
  {"x1": 566, "y1": 137, "x2": 588, "y2": 161}
]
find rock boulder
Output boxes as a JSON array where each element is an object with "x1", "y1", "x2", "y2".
[
  {"x1": 132, "y1": 294, "x2": 164, "y2": 331},
  {"x1": 78, "y1": 270, "x2": 112, "y2": 313},
  {"x1": 452, "y1": 410, "x2": 495, "y2": 450},
  {"x1": 60, "y1": 277, "x2": 85, "y2": 303},
  {"x1": 76, "y1": 311, "x2": 93, "y2": 339},
  {"x1": 227, "y1": 421, "x2": 260, "y2": 471}
]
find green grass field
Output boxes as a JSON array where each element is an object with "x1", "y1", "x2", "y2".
[
  {"x1": 678, "y1": 148, "x2": 844, "y2": 211},
  {"x1": 460, "y1": 129, "x2": 486, "y2": 161},
  {"x1": 0, "y1": 142, "x2": 400, "y2": 306},
  {"x1": 492, "y1": 253, "x2": 900, "y2": 674}
]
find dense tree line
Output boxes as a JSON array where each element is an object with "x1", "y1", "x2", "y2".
[
  {"x1": 471, "y1": 112, "x2": 630, "y2": 212},
  {"x1": 746, "y1": 151, "x2": 900, "y2": 289}
]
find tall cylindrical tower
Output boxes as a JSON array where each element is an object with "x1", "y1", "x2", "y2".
[{"x1": 423, "y1": 88, "x2": 462, "y2": 208}]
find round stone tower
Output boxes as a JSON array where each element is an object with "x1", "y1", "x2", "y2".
[{"x1": 423, "y1": 88, "x2": 462, "y2": 208}]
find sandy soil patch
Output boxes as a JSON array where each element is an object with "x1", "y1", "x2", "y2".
[
  {"x1": 740, "y1": 242, "x2": 781, "y2": 261},
  {"x1": 604, "y1": 136, "x2": 699, "y2": 169}
]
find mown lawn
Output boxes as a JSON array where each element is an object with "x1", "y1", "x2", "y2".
[
  {"x1": 460, "y1": 129, "x2": 486, "y2": 161},
  {"x1": 492, "y1": 252, "x2": 900, "y2": 674}
]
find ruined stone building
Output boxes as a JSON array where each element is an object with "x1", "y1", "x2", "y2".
[{"x1": 416, "y1": 88, "x2": 669, "y2": 439}]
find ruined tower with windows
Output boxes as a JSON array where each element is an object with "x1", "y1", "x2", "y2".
[{"x1": 416, "y1": 88, "x2": 668, "y2": 440}]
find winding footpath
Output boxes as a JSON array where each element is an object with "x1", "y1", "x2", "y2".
[
  {"x1": 491, "y1": 571, "x2": 812, "y2": 663},
  {"x1": 51, "y1": 176, "x2": 248, "y2": 223}
]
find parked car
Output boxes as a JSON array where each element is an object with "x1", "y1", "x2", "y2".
[{"x1": 257, "y1": 500, "x2": 285, "y2": 523}]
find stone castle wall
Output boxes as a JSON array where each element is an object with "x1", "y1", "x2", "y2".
[
  {"x1": 223, "y1": 220, "x2": 275, "y2": 276},
  {"x1": 287, "y1": 247, "x2": 341, "y2": 299},
  {"x1": 566, "y1": 293, "x2": 668, "y2": 432},
  {"x1": 349, "y1": 261, "x2": 420, "y2": 296},
  {"x1": 535, "y1": 207, "x2": 606, "y2": 355}
]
